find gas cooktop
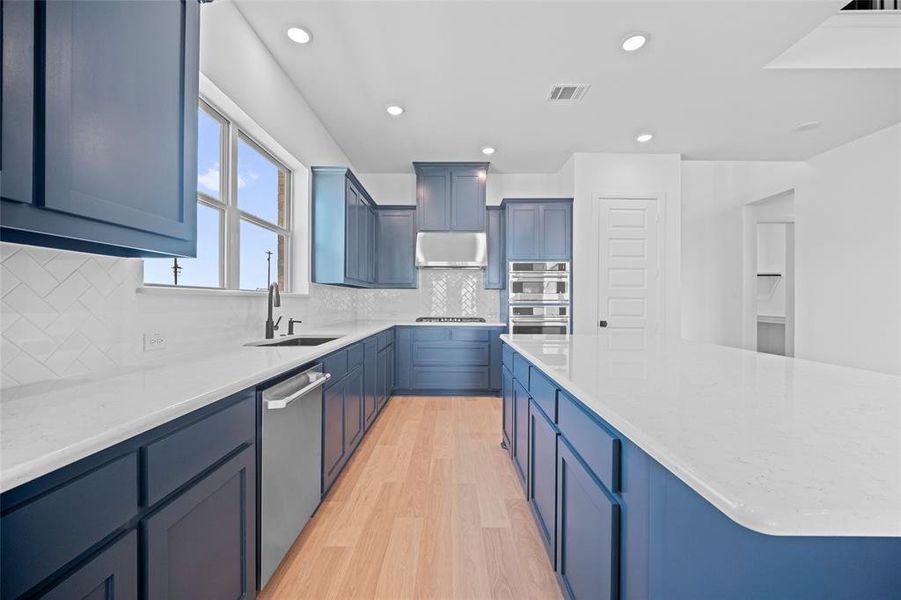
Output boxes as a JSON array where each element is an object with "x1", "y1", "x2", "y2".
[{"x1": 415, "y1": 317, "x2": 487, "y2": 323}]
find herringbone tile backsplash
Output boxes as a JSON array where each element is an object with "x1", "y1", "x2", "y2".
[{"x1": 0, "y1": 243, "x2": 499, "y2": 389}]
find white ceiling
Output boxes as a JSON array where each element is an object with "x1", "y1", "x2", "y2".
[{"x1": 235, "y1": 0, "x2": 901, "y2": 173}]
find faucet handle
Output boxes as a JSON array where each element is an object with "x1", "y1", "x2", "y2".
[{"x1": 273, "y1": 316, "x2": 282, "y2": 331}]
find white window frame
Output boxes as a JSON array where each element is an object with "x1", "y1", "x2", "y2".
[{"x1": 142, "y1": 75, "x2": 311, "y2": 295}]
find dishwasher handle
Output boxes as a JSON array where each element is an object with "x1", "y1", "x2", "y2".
[{"x1": 264, "y1": 372, "x2": 331, "y2": 410}]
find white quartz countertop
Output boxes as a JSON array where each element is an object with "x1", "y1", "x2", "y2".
[
  {"x1": 0, "y1": 319, "x2": 503, "y2": 492},
  {"x1": 500, "y1": 333, "x2": 901, "y2": 538}
]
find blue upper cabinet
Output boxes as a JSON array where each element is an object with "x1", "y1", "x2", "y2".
[
  {"x1": 376, "y1": 207, "x2": 417, "y2": 288},
  {"x1": 312, "y1": 167, "x2": 377, "y2": 288},
  {"x1": 0, "y1": 0, "x2": 201, "y2": 258},
  {"x1": 504, "y1": 199, "x2": 573, "y2": 261},
  {"x1": 485, "y1": 207, "x2": 505, "y2": 289},
  {"x1": 1, "y1": 0, "x2": 35, "y2": 207},
  {"x1": 414, "y1": 162, "x2": 488, "y2": 232}
]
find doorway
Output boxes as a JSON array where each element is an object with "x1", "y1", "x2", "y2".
[{"x1": 756, "y1": 222, "x2": 795, "y2": 356}]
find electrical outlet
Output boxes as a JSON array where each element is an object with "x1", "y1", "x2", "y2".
[{"x1": 143, "y1": 332, "x2": 167, "y2": 352}]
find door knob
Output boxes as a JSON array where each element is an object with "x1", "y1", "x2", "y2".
[{"x1": 599, "y1": 320, "x2": 608, "y2": 328}]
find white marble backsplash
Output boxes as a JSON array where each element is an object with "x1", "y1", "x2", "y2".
[{"x1": 0, "y1": 243, "x2": 498, "y2": 388}]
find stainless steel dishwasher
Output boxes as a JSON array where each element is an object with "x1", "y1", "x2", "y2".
[{"x1": 260, "y1": 364, "x2": 331, "y2": 588}]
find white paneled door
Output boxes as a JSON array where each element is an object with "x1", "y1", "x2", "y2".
[{"x1": 597, "y1": 197, "x2": 660, "y2": 341}]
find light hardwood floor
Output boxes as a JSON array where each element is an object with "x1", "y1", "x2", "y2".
[{"x1": 260, "y1": 395, "x2": 563, "y2": 600}]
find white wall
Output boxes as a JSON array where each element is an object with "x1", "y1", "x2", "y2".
[
  {"x1": 570, "y1": 153, "x2": 683, "y2": 335},
  {"x1": 681, "y1": 124, "x2": 901, "y2": 375},
  {"x1": 756, "y1": 223, "x2": 787, "y2": 318},
  {"x1": 795, "y1": 124, "x2": 901, "y2": 374}
]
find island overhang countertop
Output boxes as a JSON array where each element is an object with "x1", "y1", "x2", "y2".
[{"x1": 500, "y1": 332, "x2": 901, "y2": 538}]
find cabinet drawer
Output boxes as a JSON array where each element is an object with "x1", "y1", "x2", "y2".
[
  {"x1": 322, "y1": 350, "x2": 348, "y2": 381},
  {"x1": 529, "y1": 368, "x2": 558, "y2": 422},
  {"x1": 377, "y1": 329, "x2": 394, "y2": 350},
  {"x1": 412, "y1": 327, "x2": 452, "y2": 342},
  {"x1": 412, "y1": 366, "x2": 490, "y2": 390},
  {"x1": 412, "y1": 342, "x2": 489, "y2": 366},
  {"x1": 513, "y1": 353, "x2": 530, "y2": 387},
  {"x1": 0, "y1": 453, "x2": 138, "y2": 600},
  {"x1": 451, "y1": 328, "x2": 490, "y2": 342},
  {"x1": 558, "y1": 391, "x2": 620, "y2": 493},
  {"x1": 502, "y1": 344, "x2": 513, "y2": 369},
  {"x1": 346, "y1": 343, "x2": 364, "y2": 369},
  {"x1": 142, "y1": 394, "x2": 254, "y2": 506}
]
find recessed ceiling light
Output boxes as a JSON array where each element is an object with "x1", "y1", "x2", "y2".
[
  {"x1": 386, "y1": 104, "x2": 404, "y2": 117},
  {"x1": 621, "y1": 33, "x2": 649, "y2": 52},
  {"x1": 287, "y1": 26, "x2": 312, "y2": 45},
  {"x1": 481, "y1": 146, "x2": 496, "y2": 156},
  {"x1": 636, "y1": 133, "x2": 654, "y2": 143},
  {"x1": 794, "y1": 120, "x2": 820, "y2": 132}
]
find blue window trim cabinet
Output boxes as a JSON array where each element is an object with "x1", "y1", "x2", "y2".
[
  {"x1": 0, "y1": 0, "x2": 201, "y2": 258},
  {"x1": 501, "y1": 341, "x2": 901, "y2": 600}
]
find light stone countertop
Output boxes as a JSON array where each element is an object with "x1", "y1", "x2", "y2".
[
  {"x1": 0, "y1": 319, "x2": 504, "y2": 492},
  {"x1": 500, "y1": 332, "x2": 901, "y2": 537}
]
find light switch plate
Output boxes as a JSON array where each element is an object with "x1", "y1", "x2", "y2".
[{"x1": 143, "y1": 332, "x2": 167, "y2": 352}]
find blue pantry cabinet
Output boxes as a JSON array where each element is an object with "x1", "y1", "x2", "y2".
[
  {"x1": 503, "y1": 199, "x2": 573, "y2": 261},
  {"x1": 414, "y1": 162, "x2": 489, "y2": 232},
  {"x1": 376, "y1": 207, "x2": 417, "y2": 288},
  {"x1": 485, "y1": 206, "x2": 505, "y2": 289},
  {"x1": 0, "y1": 0, "x2": 201, "y2": 257},
  {"x1": 0, "y1": 390, "x2": 256, "y2": 600}
]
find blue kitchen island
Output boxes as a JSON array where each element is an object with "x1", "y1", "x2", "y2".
[{"x1": 500, "y1": 332, "x2": 901, "y2": 600}]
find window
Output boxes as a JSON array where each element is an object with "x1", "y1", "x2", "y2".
[{"x1": 144, "y1": 99, "x2": 292, "y2": 291}]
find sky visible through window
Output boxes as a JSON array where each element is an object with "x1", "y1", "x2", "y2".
[{"x1": 144, "y1": 106, "x2": 287, "y2": 290}]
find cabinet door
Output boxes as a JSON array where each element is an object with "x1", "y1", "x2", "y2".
[
  {"x1": 376, "y1": 346, "x2": 390, "y2": 409},
  {"x1": 344, "y1": 366, "x2": 364, "y2": 453},
  {"x1": 345, "y1": 181, "x2": 360, "y2": 281},
  {"x1": 513, "y1": 379, "x2": 530, "y2": 491},
  {"x1": 529, "y1": 401, "x2": 558, "y2": 564},
  {"x1": 368, "y1": 206, "x2": 377, "y2": 284},
  {"x1": 1, "y1": 0, "x2": 35, "y2": 205},
  {"x1": 387, "y1": 344, "x2": 395, "y2": 400},
  {"x1": 376, "y1": 209, "x2": 417, "y2": 288},
  {"x1": 486, "y1": 207, "x2": 505, "y2": 289},
  {"x1": 143, "y1": 445, "x2": 256, "y2": 600},
  {"x1": 506, "y1": 203, "x2": 540, "y2": 260},
  {"x1": 417, "y1": 169, "x2": 451, "y2": 231},
  {"x1": 42, "y1": 531, "x2": 137, "y2": 600},
  {"x1": 450, "y1": 168, "x2": 486, "y2": 231},
  {"x1": 540, "y1": 202, "x2": 572, "y2": 260},
  {"x1": 43, "y1": 0, "x2": 198, "y2": 242},
  {"x1": 394, "y1": 328, "x2": 413, "y2": 390},
  {"x1": 502, "y1": 367, "x2": 514, "y2": 450},
  {"x1": 364, "y1": 339, "x2": 378, "y2": 428},
  {"x1": 557, "y1": 439, "x2": 619, "y2": 600},
  {"x1": 322, "y1": 380, "x2": 345, "y2": 492}
]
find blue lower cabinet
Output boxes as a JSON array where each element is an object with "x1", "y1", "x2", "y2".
[
  {"x1": 344, "y1": 366, "x2": 364, "y2": 453},
  {"x1": 42, "y1": 531, "x2": 138, "y2": 600},
  {"x1": 556, "y1": 438, "x2": 620, "y2": 600},
  {"x1": 528, "y1": 400, "x2": 558, "y2": 565},
  {"x1": 322, "y1": 379, "x2": 345, "y2": 493},
  {"x1": 364, "y1": 339, "x2": 378, "y2": 428},
  {"x1": 501, "y1": 366, "x2": 514, "y2": 450},
  {"x1": 512, "y1": 379, "x2": 530, "y2": 490},
  {"x1": 143, "y1": 445, "x2": 256, "y2": 600},
  {"x1": 394, "y1": 327, "x2": 504, "y2": 394},
  {"x1": 376, "y1": 345, "x2": 391, "y2": 408}
]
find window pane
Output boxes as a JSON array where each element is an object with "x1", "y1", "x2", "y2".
[
  {"x1": 240, "y1": 219, "x2": 286, "y2": 291},
  {"x1": 196, "y1": 106, "x2": 223, "y2": 200},
  {"x1": 237, "y1": 136, "x2": 286, "y2": 226},
  {"x1": 144, "y1": 203, "x2": 222, "y2": 287}
]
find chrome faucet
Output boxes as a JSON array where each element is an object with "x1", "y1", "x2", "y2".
[{"x1": 265, "y1": 282, "x2": 281, "y2": 339}]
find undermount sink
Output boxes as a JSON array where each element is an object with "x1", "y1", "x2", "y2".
[{"x1": 249, "y1": 336, "x2": 342, "y2": 347}]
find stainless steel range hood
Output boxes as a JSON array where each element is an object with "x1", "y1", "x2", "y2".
[{"x1": 415, "y1": 231, "x2": 487, "y2": 269}]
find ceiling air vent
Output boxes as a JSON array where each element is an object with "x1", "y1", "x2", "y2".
[{"x1": 547, "y1": 83, "x2": 590, "y2": 102}]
